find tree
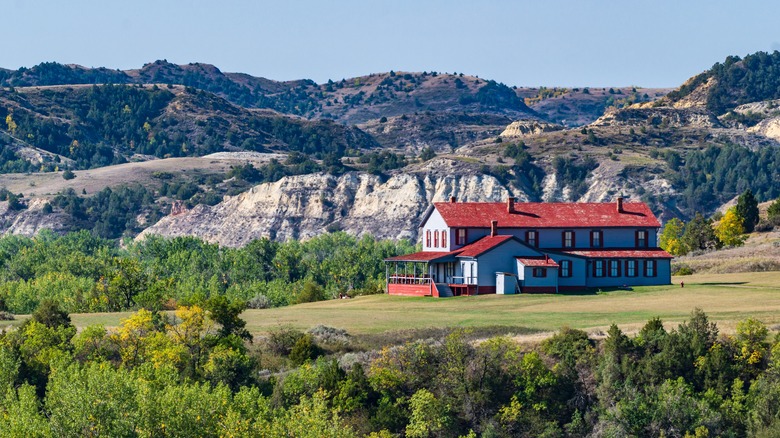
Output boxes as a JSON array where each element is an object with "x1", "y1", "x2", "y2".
[
  {"x1": 715, "y1": 207, "x2": 746, "y2": 247},
  {"x1": 767, "y1": 198, "x2": 780, "y2": 223},
  {"x1": 406, "y1": 388, "x2": 451, "y2": 438},
  {"x1": 5, "y1": 112, "x2": 17, "y2": 135},
  {"x1": 419, "y1": 147, "x2": 436, "y2": 161},
  {"x1": 62, "y1": 169, "x2": 76, "y2": 180},
  {"x1": 659, "y1": 218, "x2": 686, "y2": 255},
  {"x1": 736, "y1": 189, "x2": 759, "y2": 233},
  {"x1": 31, "y1": 299, "x2": 72, "y2": 328},
  {"x1": 681, "y1": 213, "x2": 721, "y2": 252},
  {"x1": 204, "y1": 295, "x2": 251, "y2": 341}
]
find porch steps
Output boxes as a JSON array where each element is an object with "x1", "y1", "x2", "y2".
[{"x1": 435, "y1": 283, "x2": 454, "y2": 298}]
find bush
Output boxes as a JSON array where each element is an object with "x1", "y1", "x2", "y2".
[
  {"x1": 247, "y1": 294, "x2": 271, "y2": 309},
  {"x1": 267, "y1": 327, "x2": 305, "y2": 356},
  {"x1": 296, "y1": 281, "x2": 327, "y2": 304},
  {"x1": 62, "y1": 169, "x2": 76, "y2": 180},
  {"x1": 0, "y1": 311, "x2": 14, "y2": 321},
  {"x1": 289, "y1": 333, "x2": 320, "y2": 366},
  {"x1": 672, "y1": 264, "x2": 694, "y2": 276}
]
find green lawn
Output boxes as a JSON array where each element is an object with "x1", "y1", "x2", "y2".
[{"x1": 4, "y1": 271, "x2": 780, "y2": 336}]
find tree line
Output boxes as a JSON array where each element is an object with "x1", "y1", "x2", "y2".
[
  {"x1": 0, "y1": 231, "x2": 415, "y2": 315},
  {"x1": 1, "y1": 305, "x2": 779, "y2": 436},
  {"x1": 661, "y1": 189, "x2": 780, "y2": 257}
]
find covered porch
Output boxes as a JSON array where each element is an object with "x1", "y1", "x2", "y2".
[{"x1": 384, "y1": 251, "x2": 474, "y2": 297}]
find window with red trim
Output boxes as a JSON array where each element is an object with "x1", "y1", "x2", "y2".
[
  {"x1": 441, "y1": 230, "x2": 447, "y2": 248},
  {"x1": 626, "y1": 260, "x2": 637, "y2": 277},
  {"x1": 456, "y1": 228, "x2": 467, "y2": 245},
  {"x1": 644, "y1": 260, "x2": 656, "y2": 277},
  {"x1": 426, "y1": 230, "x2": 431, "y2": 247},
  {"x1": 591, "y1": 230, "x2": 603, "y2": 248},
  {"x1": 593, "y1": 260, "x2": 604, "y2": 277},
  {"x1": 526, "y1": 230, "x2": 538, "y2": 248},
  {"x1": 636, "y1": 230, "x2": 648, "y2": 248},
  {"x1": 609, "y1": 260, "x2": 621, "y2": 277},
  {"x1": 563, "y1": 230, "x2": 575, "y2": 248},
  {"x1": 559, "y1": 260, "x2": 571, "y2": 277},
  {"x1": 434, "y1": 230, "x2": 439, "y2": 247}
]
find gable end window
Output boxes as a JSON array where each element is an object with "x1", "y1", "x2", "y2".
[
  {"x1": 559, "y1": 260, "x2": 571, "y2": 278},
  {"x1": 562, "y1": 230, "x2": 575, "y2": 248},
  {"x1": 441, "y1": 230, "x2": 447, "y2": 248},
  {"x1": 533, "y1": 267, "x2": 547, "y2": 278},
  {"x1": 434, "y1": 230, "x2": 439, "y2": 248},
  {"x1": 526, "y1": 230, "x2": 538, "y2": 248},
  {"x1": 456, "y1": 228, "x2": 467, "y2": 246},
  {"x1": 636, "y1": 230, "x2": 648, "y2": 248},
  {"x1": 426, "y1": 230, "x2": 431, "y2": 247},
  {"x1": 590, "y1": 230, "x2": 603, "y2": 248}
]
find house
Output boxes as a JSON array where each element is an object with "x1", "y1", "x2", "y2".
[{"x1": 384, "y1": 197, "x2": 672, "y2": 297}]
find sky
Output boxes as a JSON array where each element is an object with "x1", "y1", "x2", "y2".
[{"x1": 3, "y1": 0, "x2": 780, "y2": 88}]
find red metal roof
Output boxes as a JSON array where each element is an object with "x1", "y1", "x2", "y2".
[
  {"x1": 516, "y1": 256, "x2": 560, "y2": 267},
  {"x1": 384, "y1": 251, "x2": 460, "y2": 262},
  {"x1": 457, "y1": 235, "x2": 515, "y2": 257},
  {"x1": 556, "y1": 249, "x2": 673, "y2": 259},
  {"x1": 433, "y1": 201, "x2": 661, "y2": 228}
]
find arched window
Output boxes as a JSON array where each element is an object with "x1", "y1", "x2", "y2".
[
  {"x1": 426, "y1": 230, "x2": 431, "y2": 247},
  {"x1": 441, "y1": 230, "x2": 447, "y2": 248}
]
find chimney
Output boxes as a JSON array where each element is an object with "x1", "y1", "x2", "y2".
[
  {"x1": 507, "y1": 197, "x2": 515, "y2": 213},
  {"x1": 490, "y1": 220, "x2": 498, "y2": 236},
  {"x1": 616, "y1": 197, "x2": 624, "y2": 213},
  {"x1": 449, "y1": 196, "x2": 456, "y2": 203}
]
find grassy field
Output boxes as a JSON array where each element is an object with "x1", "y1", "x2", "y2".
[{"x1": 3, "y1": 271, "x2": 780, "y2": 337}]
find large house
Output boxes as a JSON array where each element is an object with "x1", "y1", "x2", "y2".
[{"x1": 385, "y1": 197, "x2": 672, "y2": 297}]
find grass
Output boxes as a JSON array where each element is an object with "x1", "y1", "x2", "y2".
[{"x1": 3, "y1": 271, "x2": 780, "y2": 337}]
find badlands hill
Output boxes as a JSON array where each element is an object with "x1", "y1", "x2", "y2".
[{"x1": 1, "y1": 52, "x2": 780, "y2": 244}]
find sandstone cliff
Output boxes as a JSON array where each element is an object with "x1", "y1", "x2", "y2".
[{"x1": 138, "y1": 158, "x2": 672, "y2": 247}]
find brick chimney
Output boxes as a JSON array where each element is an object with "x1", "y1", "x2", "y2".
[
  {"x1": 507, "y1": 197, "x2": 515, "y2": 213},
  {"x1": 450, "y1": 196, "x2": 456, "y2": 203},
  {"x1": 616, "y1": 197, "x2": 624, "y2": 213},
  {"x1": 490, "y1": 220, "x2": 498, "y2": 236}
]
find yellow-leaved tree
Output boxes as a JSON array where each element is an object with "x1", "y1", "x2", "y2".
[
  {"x1": 5, "y1": 112, "x2": 17, "y2": 135},
  {"x1": 659, "y1": 218, "x2": 686, "y2": 255},
  {"x1": 715, "y1": 207, "x2": 746, "y2": 247}
]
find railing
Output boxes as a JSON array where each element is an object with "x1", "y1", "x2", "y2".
[
  {"x1": 450, "y1": 276, "x2": 477, "y2": 285},
  {"x1": 388, "y1": 275, "x2": 433, "y2": 285}
]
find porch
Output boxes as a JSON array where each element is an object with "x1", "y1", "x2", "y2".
[{"x1": 384, "y1": 253, "x2": 479, "y2": 297}]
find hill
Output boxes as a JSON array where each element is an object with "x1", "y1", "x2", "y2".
[{"x1": 1, "y1": 54, "x2": 780, "y2": 242}]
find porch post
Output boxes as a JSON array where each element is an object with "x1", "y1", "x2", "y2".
[{"x1": 385, "y1": 263, "x2": 389, "y2": 294}]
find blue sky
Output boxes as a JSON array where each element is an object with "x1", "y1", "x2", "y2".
[{"x1": 3, "y1": 0, "x2": 779, "y2": 87}]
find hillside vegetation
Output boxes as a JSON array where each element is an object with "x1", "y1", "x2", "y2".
[{"x1": 2, "y1": 52, "x2": 780, "y2": 242}]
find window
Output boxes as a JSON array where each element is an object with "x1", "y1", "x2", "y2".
[
  {"x1": 559, "y1": 260, "x2": 571, "y2": 278},
  {"x1": 533, "y1": 267, "x2": 547, "y2": 278},
  {"x1": 526, "y1": 230, "x2": 538, "y2": 248},
  {"x1": 456, "y1": 228, "x2": 467, "y2": 245},
  {"x1": 591, "y1": 230, "x2": 603, "y2": 248},
  {"x1": 426, "y1": 230, "x2": 431, "y2": 247},
  {"x1": 594, "y1": 260, "x2": 604, "y2": 277},
  {"x1": 441, "y1": 230, "x2": 447, "y2": 248},
  {"x1": 645, "y1": 260, "x2": 656, "y2": 277},
  {"x1": 434, "y1": 230, "x2": 439, "y2": 247},
  {"x1": 563, "y1": 230, "x2": 575, "y2": 248},
  {"x1": 609, "y1": 260, "x2": 621, "y2": 277},
  {"x1": 626, "y1": 260, "x2": 636, "y2": 277},
  {"x1": 636, "y1": 230, "x2": 648, "y2": 248}
]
